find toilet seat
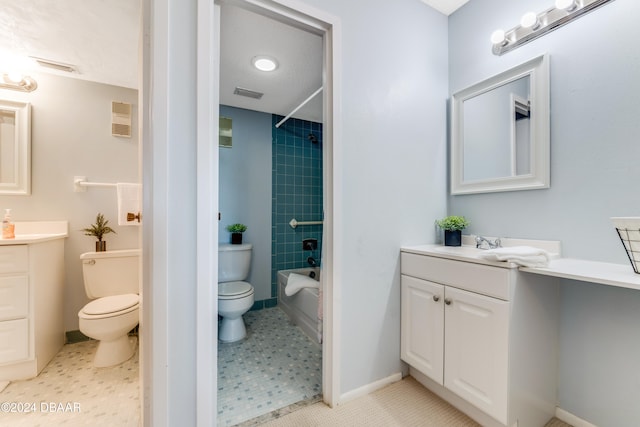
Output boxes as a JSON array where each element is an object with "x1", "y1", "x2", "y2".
[
  {"x1": 79, "y1": 293, "x2": 140, "y2": 319},
  {"x1": 218, "y1": 281, "x2": 254, "y2": 300}
]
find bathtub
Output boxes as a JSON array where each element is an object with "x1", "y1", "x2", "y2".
[{"x1": 277, "y1": 267, "x2": 321, "y2": 345}]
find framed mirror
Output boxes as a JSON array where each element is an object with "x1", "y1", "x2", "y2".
[
  {"x1": 0, "y1": 100, "x2": 31, "y2": 195},
  {"x1": 450, "y1": 54, "x2": 549, "y2": 195}
]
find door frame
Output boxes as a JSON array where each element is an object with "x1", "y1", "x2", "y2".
[{"x1": 208, "y1": 0, "x2": 342, "y2": 422}]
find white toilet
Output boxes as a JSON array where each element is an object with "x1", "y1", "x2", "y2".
[
  {"x1": 78, "y1": 249, "x2": 140, "y2": 367},
  {"x1": 218, "y1": 243, "x2": 255, "y2": 342}
]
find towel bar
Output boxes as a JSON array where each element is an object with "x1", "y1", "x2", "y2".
[{"x1": 289, "y1": 218, "x2": 323, "y2": 229}]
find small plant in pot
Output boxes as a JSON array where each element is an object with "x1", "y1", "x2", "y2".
[
  {"x1": 83, "y1": 213, "x2": 116, "y2": 252},
  {"x1": 226, "y1": 223, "x2": 247, "y2": 244},
  {"x1": 436, "y1": 215, "x2": 470, "y2": 247}
]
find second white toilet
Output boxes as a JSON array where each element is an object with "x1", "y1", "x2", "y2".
[{"x1": 218, "y1": 243, "x2": 254, "y2": 342}]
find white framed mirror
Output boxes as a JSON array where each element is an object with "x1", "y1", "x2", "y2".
[
  {"x1": 0, "y1": 100, "x2": 31, "y2": 195},
  {"x1": 451, "y1": 54, "x2": 549, "y2": 195}
]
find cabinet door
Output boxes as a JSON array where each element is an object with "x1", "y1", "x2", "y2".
[
  {"x1": 444, "y1": 286, "x2": 509, "y2": 424},
  {"x1": 0, "y1": 318, "x2": 29, "y2": 364},
  {"x1": 0, "y1": 245, "x2": 28, "y2": 274},
  {"x1": 401, "y1": 275, "x2": 444, "y2": 384},
  {"x1": 0, "y1": 276, "x2": 29, "y2": 320}
]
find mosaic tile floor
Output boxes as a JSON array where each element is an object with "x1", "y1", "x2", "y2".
[
  {"x1": 0, "y1": 339, "x2": 139, "y2": 427},
  {"x1": 217, "y1": 307, "x2": 322, "y2": 426}
]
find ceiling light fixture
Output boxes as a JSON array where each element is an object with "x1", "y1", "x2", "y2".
[
  {"x1": 252, "y1": 55, "x2": 278, "y2": 72},
  {"x1": 491, "y1": 0, "x2": 616, "y2": 55}
]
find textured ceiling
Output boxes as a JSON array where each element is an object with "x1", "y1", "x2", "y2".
[
  {"x1": 219, "y1": 4, "x2": 323, "y2": 123},
  {"x1": 0, "y1": 0, "x2": 140, "y2": 89},
  {"x1": 0, "y1": 0, "x2": 470, "y2": 122}
]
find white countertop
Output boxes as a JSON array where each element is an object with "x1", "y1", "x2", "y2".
[
  {"x1": 401, "y1": 244, "x2": 520, "y2": 269},
  {"x1": 521, "y1": 259, "x2": 640, "y2": 291},
  {"x1": 402, "y1": 241, "x2": 640, "y2": 291},
  {"x1": 0, "y1": 221, "x2": 68, "y2": 245}
]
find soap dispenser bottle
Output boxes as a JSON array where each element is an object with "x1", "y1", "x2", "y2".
[{"x1": 2, "y1": 209, "x2": 14, "y2": 239}]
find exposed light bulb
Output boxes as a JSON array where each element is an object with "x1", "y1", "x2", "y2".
[
  {"x1": 5, "y1": 71, "x2": 24, "y2": 84},
  {"x1": 520, "y1": 12, "x2": 540, "y2": 29},
  {"x1": 252, "y1": 56, "x2": 278, "y2": 72},
  {"x1": 490, "y1": 29, "x2": 506, "y2": 45},
  {"x1": 555, "y1": 0, "x2": 578, "y2": 11}
]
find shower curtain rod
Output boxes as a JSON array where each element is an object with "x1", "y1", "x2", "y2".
[{"x1": 275, "y1": 87, "x2": 323, "y2": 128}]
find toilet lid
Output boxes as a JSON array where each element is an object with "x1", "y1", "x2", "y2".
[
  {"x1": 83, "y1": 293, "x2": 139, "y2": 315},
  {"x1": 218, "y1": 281, "x2": 253, "y2": 297}
]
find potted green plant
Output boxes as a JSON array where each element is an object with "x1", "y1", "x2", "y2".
[
  {"x1": 226, "y1": 223, "x2": 247, "y2": 244},
  {"x1": 83, "y1": 213, "x2": 116, "y2": 252},
  {"x1": 435, "y1": 215, "x2": 469, "y2": 247}
]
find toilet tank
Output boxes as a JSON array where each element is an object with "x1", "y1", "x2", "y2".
[
  {"x1": 218, "y1": 243, "x2": 252, "y2": 283},
  {"x1": 81, "y1": 249, "x2": 140, "y2": 299}
]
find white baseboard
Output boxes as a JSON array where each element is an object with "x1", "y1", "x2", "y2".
[
  {"x1": 556, "y1": 407, "x2": 598, "y2": 427},
  {"x1": 338, "y1": 372, "x2": 402, "y2": 405}
]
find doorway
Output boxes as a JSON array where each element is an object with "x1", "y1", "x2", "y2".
[{"x1": 213, "y1": 0, "x2": 338, "y2": 424}]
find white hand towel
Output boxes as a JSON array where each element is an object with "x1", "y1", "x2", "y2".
[
  {"x1": 285, "y1": 272, "x2": 319, "y2": 296},
  {"x1": 116, "y1": 183, "x2": 142, "y2": 226},
  {"x1": 479, "y1": 246, "x2": 550, "y2": 268}
]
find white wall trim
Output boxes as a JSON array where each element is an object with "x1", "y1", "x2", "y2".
[
  {"x1": 555, "y1": 408, "x2": 599, "y2": 427},
  {"x1": 196, "y1": 0, "x2": 218, "y2": 425},
  {"x1": 142, "y1": 0, "x2": 169, "y2": 424},
  {"x1": 338, "y1": 372, "x2": 402, "y2": 404}
]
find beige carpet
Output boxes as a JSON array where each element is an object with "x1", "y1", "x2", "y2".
[
  {"x1": 259, "y1": 376, "x2": 572, "y2": 427},
  {"x1": 260, "y1": 376, "x2": 479, "y2": 426}
]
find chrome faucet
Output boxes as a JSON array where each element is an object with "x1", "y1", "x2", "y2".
[{"x1": 475, "y1": 235, "x2": 501, "y2": 250}]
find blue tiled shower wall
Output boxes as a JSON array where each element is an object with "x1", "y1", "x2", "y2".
[{"x1": 269, "y1": 115, "x2": 323, "y2": 304}]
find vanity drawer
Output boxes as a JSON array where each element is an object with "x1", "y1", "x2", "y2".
[
  {"x1": 0, "y1": 276, "x2": 28, "y2": 320},
  {"x1": 0, "y1": 318, "x2": 29, "y2": 364},
  {"x1": 401, "y1": 252, "x2": 511, "y2": 300},
  {"x1": 0, "y1": 245, "x2": 28, "y2": 273}
]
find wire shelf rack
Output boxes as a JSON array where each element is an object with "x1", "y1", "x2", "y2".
[{"x1": 615, "y1": 226, "x2": 640, "y2": 275}]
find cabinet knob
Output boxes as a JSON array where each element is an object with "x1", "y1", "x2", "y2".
[
  {"x1": 444, "y1": 298, "x2": 452, "y2": 305},
  {"x1": 433, "y1": 295, "x2": 440, "y2": 302}
]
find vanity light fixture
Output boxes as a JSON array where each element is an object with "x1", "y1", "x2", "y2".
[
  {"x1": 0, "y1": 73, "x2": 37, "y2": 92},
  {"x1": 492, "y1": 0, "x2": 616, "y2": 55},
  {"x1": 252, "y1": 55, "x2": 278, "y2": 72}
]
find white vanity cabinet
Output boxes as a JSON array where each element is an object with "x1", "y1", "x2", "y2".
[
  {"x1": 0, "y1": 223, "x2": 67, "y2": 383},
  {"x1": 0, "y1": 246, "x2": 30, "y2": 365},
  {"x1": 401, "y1": 246, "x2": 559, "y2": 427}
]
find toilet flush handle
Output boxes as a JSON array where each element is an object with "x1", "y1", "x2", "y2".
[{"x1": 83, "y1": 259, "x2": 96, "y2": 265}]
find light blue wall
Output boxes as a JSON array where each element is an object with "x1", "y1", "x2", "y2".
[
  {"x1": 219, "y1": 105, "x2": 272, "y2": 302},
  {"x1": 300, "y1": 0, "x2": 449, "y2": 394},
  {"x1": 449, "y1": 1, "x2": 640, "y2": 425}
]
